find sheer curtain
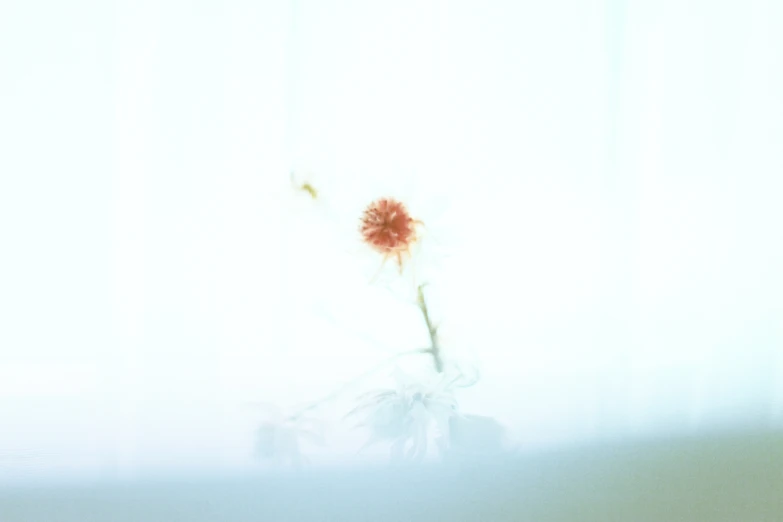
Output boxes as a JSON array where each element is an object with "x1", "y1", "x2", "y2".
[
  {"x1": 284, "y1": 0, "x2": 783, "y2": 450},
  {"x1": 0, "y1": 0, "x2": 781, "y2": 483}
]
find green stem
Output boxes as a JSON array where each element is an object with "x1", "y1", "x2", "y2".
[
  {"x1": 417, "y1": 284, "x2": 443, "y2": 373},
  {"x1": 287, "y1": 285, "x2": 444, "y2": 422}
]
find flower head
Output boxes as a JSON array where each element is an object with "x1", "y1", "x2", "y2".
[
  {"x1": 447, "y1": 414, "x2": 510, "y2": 459},
  {"x1": 346, "y1": 369, "x2": 459, "y2": 461},
  {"x1": 289, "y1": 169, "x2": 457, "y2": 298},
  {"x1": 254, "y1": 404, "x2": 325, "y2": 468},
  {"x1": 359, "y1": 197, "x2": 423, "y2": 274}
]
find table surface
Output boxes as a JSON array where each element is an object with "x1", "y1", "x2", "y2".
[{"x1": 2, "y1": 428, "x2": 782, "y2": 522}]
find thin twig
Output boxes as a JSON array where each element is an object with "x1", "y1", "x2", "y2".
[
  {"x1": 417, "y1": 283, "x2": 443, "y2": 373},
  {"x1": 290, "y1": 348, "x2": 429, "y2": 420}
]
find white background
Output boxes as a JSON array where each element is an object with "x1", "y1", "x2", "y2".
[{"x1": 1, "y1": 0, "x2": 782, "y2": 482}]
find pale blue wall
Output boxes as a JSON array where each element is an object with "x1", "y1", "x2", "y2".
[{"x1": 1, "y1": 0, "x2": 781, "y2": 484}]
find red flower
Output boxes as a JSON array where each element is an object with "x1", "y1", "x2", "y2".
[{"x1": 359, "y1": 198, "x2": 423, "y2": 273}]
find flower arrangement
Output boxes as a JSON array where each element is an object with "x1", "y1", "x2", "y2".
[{"x1": 253, "y1": 172, "x2": 507, "y2": 466}]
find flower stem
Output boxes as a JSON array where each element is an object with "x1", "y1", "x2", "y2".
[{"x1": 416, "y1": 284, "x2": 443, "y2": 373}]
